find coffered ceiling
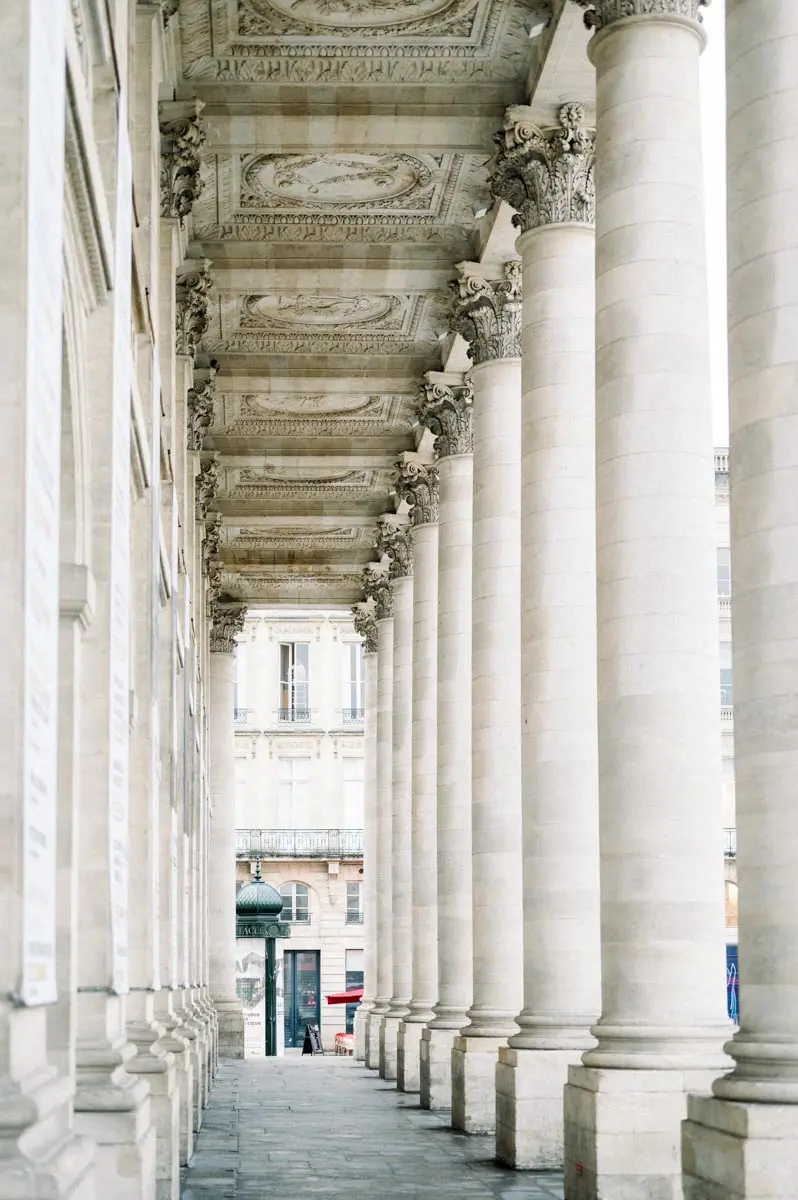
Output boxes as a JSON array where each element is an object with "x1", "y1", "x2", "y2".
[{"x1": 176, "y1": 0, "x2": 593, "y2": 607}]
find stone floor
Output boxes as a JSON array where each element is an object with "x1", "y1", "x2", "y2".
[{"x1": 182, "y1": 1055, "x2": 565, "y2": 1199}]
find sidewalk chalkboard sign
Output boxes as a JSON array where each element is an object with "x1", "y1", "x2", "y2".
[{"x1": 302, "y1": 1023, "x2": 323, "y2": 1055}]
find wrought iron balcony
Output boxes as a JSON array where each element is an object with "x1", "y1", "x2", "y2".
[
  {"x1": 341, "y1": 707, "x2": 364, "y2": 724},
  {"x1": 345, "y1": 911, "x2": 364, "y2": 925},
  {"x1": 277, "y1": 708, "x2": 312, "y2": 724},
  {"x1": 724, "y1": 828, "x2": 737, "y2": 858},
  {"x1": 234, "y1": 707, "x2": 250, "y2": 724},
  {"x1": 236, "y1": 828, "x2": 364, "y2": 860}
]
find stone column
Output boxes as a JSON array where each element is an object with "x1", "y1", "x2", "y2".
[
  {"x1": 369, "y1": 570, "x2": 394, "y2": 1070},
  {"x1": 563, "y1": 4, "x2": 729, "y2": 1196},
  {"x1": 380, "y1": 519, "x2": 414, "y2": 1080},
  {"x1": 449, "y1": 260, "x2": 524, "y2": 1133},
  {"x1": 352, "y1": 605, "x2": 378, "y2": 1061},
  {"x1": 418, "y1": 377, "x2": 475, "y2": 1110},
  {"x1": 683, "y1": 4, "x2": 798, "y2": 1195},
  {"x1": 397, "y1": 463, "x2": 439, "y2": 1093},
  {"x1": 208, "y1": 602, "x2": 247, "y2": 1058},
  {"x1": 490, "y1": 104, "x2": 602, "y2": 1169}
]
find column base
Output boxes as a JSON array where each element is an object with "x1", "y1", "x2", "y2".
[
  {"x1": 366, "y1": 1011, "x2": 383, "y2": 1070},
  {"x1": 126, "y1": 1007, "x2": 180, "y2": 1200},
  {"x1": 451, "y1": 1036, "x2": 506, "y2": 1133},
  {"x1": 683, "y1": 1093, "x2": 798, "y2": 1199},
  {"x1": 353, "y1": 1006, "x2": 371, "y2": 1062},
  {"x1": 153, "y1": 993, "x2": 195, "y2": 1167},
  {"x1": 495, "y1": 1046, "x2": 582, "y2": 1169},
  {"x1": 397, "y1": 1021, "x2": 424, "y2": 1093},
  {"x1": 379, "y1": 1015, "x2": 401, "y2": 1081},
  {"x1": 0, "y1": 1071, "x2": 95, "y2": 1199},
  {"x1": 74, "y1": 1061, "x2": 156, "y2": 1200},
  {"x1": 420, "y1": 1027, "x2": 456, "y2": 1110},
  {"x1": 214, "y1": 998, "x2": 244, "y2": 1060},
  {"x1": 564, "y1": 1064, "x2": 718, "y2": 1200},
  {"x1": 171, "y1": 992, "x2": 207, "y2": 1136}
]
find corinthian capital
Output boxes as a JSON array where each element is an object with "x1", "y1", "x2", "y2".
[
  {"x1": 160, "y1": 100, "x2": 206, "y2": 221},
  {"x1": 176, "y1": 260, "x2": 213, "y2": 358},
  {"x1": 375, "y1": 516, "x2": 413, "y2": 582},
  {"x1": 352, "y1": 604, "x2": 378, "y2": 654},
  {"x1": 492, "y1": 103, "x2": 595, "y2": 234},
  {"x1": 418, "y1": 378, "x2": 474, "y2": 458},
  {"x1": 363, "y1": 563, "x2": 393, "y2": 621},
  {"x1": 395, "y1": 458, "x2": 439, "y2": 527},
  {"x1": 187, "y1": 369, "x2": 216, "y2": 451},
  {"x1": 195, "y1": 454, "x2": 219, "y2": 520},
  {"x1": 573, "y1": 0, "x2": 708, "y2": 30},
  {"x1": 209, "y1": 600, "x2": 247, "y2": 654},
  {"x1": 449, "y1": 259, "x2": 522, "y2": 366}
]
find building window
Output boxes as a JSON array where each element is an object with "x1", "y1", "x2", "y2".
[
  {"x1": 720, "y1": 641, "x2": 733, "y2": 705},
  {"x1": 278, "y1": 757, "x2": 311, "y2": 828},
  {"x1": 345, "y1": 881, "x2": 363, "y2": 924},
  {"x1": 345, "y1": 948, "x2": 364, "y2": 1034},
  {"x1": 279, "y1": 642, "x2": 310, "y2": 722},
  {"x1": 717, "y1": 547, "x2": 731, "y2": 597},
  {"x1": 342, "y1": 758, "x2": 364, "y2": 829},
  {"x1": 342, "y1": 642, "x2": 365, "y2": 722},
  {"x1": 280, "y1": 882, "x2": 310, "y2": 924}
]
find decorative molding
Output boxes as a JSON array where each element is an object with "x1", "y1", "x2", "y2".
[
  {"x1": 230, "y1": 467, "x2": 378, "y2": 500},
  {"x1": 449, "y1": 259, "x2": 522, "y2": 364},
  {"x1": 364, "y1": 564, "x2": 394, "y2": 620},
  {"x1": 236, "y1": 0, "x2": 482, "y2": 41},
  {"x1": 194, "y1": 218, "x2": 472, "y2": 247},
  {"x1": 573, "y1": 0, "x2": 708, "y2": 29},
  {"x1": 209, "y1": 600, "x2": 247, "y2": 654},
  {"x1": 160, "y1": 100, "x2": 206, "y2": 220},
  {"x1": 228, "y1": 526, "x2": 361, "y2": 550},
  {"x1": 352, "y1": 605, "x2": 378, "y2": 654},
  {"x1": 418, "y1": 379, "x2": 474, "y2": 458},
  {"x1": 187, "y1": 372, "x2": 216, "y2": 450},
  {"x1": 195, "y1": 455, "x2": 219, "y2": 520},
  {"x1": 491, "y1": 103, "x2": 595, "y2": 233},
  {"x1": 396, "y1": 459, "x2": 439, "y2": 526},
  {"x1": 203, "y1": 512, "x2": 223, "y2": 601},
  {"x1": 380, "y1": 517, "x2": 414, "y2": 580},
  {"x1": 202, "y1": 331, "x2": 429, "y2": 356},
  {"x1": 176, "y1": 259, "x2": 213, "y2": 357},
  {"x1": 225, "y1": 573, "x2": 363, "y2": 596}
]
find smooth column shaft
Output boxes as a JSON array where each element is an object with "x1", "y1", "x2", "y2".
[
  {"x1": 357, "y1": 649, "x2": 378, "y2": 1061},
  {"x1": 496, "y1": 223, "x2": 601, "y2": 1168},
  {"x1": 372, "y1": 616, "x2": 394, "y2": 1071}
]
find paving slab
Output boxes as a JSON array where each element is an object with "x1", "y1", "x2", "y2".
[{"x1": 181, "y1": 1057, "x2": 565, "y2": 1199}]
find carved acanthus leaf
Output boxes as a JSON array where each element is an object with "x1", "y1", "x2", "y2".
[
  {"x1": 396, "y1": 459, "x2": 439, "y2": 527},
  {"x1": 379, "y1": 515, "x2": 414, "y2": 581},
  {"x1": 492, "y1": 103, "x2": 595, "y2": 233},
  {"x1": 363, "y1": 564, "x2": 394, "y2": 621},
  {"x1": 160, "y1": 101, "x2": 206, "y2": 220},
  {"x1": 449, "y1": 259, "x2": 522, "y2": 365},
  {"x1": 209, "y1": 600, "x2": 247, "y2": 654},
  {"x1": 187, "y1": 372, "x2": 216, "y2": 450},
  {"x1": 351, "y1": 604, "x2": 378, "y2": 655},
  {"x1": 572, "y1": 0, "x2": 708, "y2": 29},
  {"x1": 176, "y1": 260, "x2": 213, "y2": 358},
  {"x1": 195, "y1": 455, "x2": 219, "y2": 521},
  {"x1": 418, "y1": 379, "x2": 474, "y2": 458},
  {"x1": 203, "y1": 512, "x2": 223, "y2": 601}
]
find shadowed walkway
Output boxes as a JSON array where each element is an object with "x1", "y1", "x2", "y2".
[{"x1": 182, "y1": 1056, "x2": 565, "y2": 1200}]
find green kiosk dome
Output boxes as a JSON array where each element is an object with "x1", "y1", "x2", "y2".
[{"x1": 236, "y1": 862, "x2": 284, "y2": 921}]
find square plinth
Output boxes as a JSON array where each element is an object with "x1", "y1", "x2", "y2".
[
  {"x1": 683, "y1": 1093, "x2": 798, "y2": 1199},
  {"x1": 496, "y1": 1046, "x2": 583, "y2": 1170},
  {"x1": 451, "y1": 1036, "x2": 506, "y2": 1134}
]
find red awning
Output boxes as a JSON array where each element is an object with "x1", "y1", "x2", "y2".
[{"x1": 325, "y1": 988, "x2": 363, "y2": 1005}]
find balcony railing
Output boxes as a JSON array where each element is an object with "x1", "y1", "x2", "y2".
[
  {"x1": 234, "y1": 707, "x2": 250, "y2": 724},
  {"x1": 277, "y1": 708, "x2": 312, "y2": 724},
  {"x1": 341, "y1": 708, "x2": 364, "y2": 724},
  {"x1": 724, "y1": 828, "x2": 737, "y2": 858},
  {"x1": 345, "y1": 910, "x2": 364, "y2": 925},
  {"x1": 236, "y1": 828, "x2": 364, "y2": 859}
]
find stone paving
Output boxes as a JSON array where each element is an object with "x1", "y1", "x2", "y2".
[{"x1": 182, "y1": 1055, "x2": 565, "y2": 1200}]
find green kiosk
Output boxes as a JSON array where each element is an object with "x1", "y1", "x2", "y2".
[{"x1": 235, "y1": 864, "x2": 291, "y2": 1057}]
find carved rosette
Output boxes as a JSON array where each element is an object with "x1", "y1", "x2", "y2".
[
  {"x1": 492, "y1": 103, "x2": 595, "y2": 233},
  {"x1": 418, "y1": 380, "x2": 474, "y2": 458},
  {"x1": 573, "y1": 0, "x2": 708, "y2": 30},
  {"x1": 209, "y1": 600, "x2": 247, "y2": 654},
  {"x1": 396, "y1": 459, "x2": 439, "y2": 527},
  {"x1": 195, "y1": 455, "x2": 219, "y2": 521},
  {"x1": 160, "y1": 102, "x2": 206, "y2": 220},
  {"x1": 351, "y1": 605, "x2": 378, "y2": 655},
  {"x1": 176, "y1": 261, "x2": 213, "y2": 358},
  {"x1": 187, "y1": 374, "x2": 216, "y2": 451},
  {"x1": 449, "y1": 259, "x2": 522, "y2": 365}
]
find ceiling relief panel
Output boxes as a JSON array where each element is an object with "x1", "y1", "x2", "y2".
[
  {"x1": 193, "y1": 152, "x2": 487, "y2": 246},
  {"x1": 241, "y1": 293, "x2": 403, "y2": 330},
  {"x1": 211, "y1": 392, "x2": 415, "y2": 438},
  {"x1": 179, "y1": 0, "x2": 532, "y2": 85},
  {"x1": 223, "y1": 525, "x2": 369, "y2": 550},
  {"x1": 222, "y1": 466, "x2": 392, "y2": 499}
]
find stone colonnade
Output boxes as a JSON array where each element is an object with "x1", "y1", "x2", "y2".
[
  {"x1": 0, "y1": 2, "x2": 246, "y2": 1196},
  {"x1": 355, "y1": 2, "x2": 798, "y2": 1195}
]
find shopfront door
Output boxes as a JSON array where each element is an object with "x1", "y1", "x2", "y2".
[{"x1": 283, "y1": 950, "x2": 321, "y2": 1048}]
